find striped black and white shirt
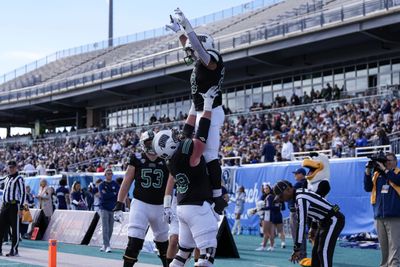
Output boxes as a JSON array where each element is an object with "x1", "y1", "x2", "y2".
[
  {"x1": 0, "y1": 172, "x2": 26, "y2": 208},
  {"x1": 295, "y1": 188, "x2": 336, "y2": 249}
]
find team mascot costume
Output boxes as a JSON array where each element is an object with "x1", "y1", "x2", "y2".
[
  {"x1": 299, "y1": 153, "x2": 331, "y2": 267},
  {"x1": 302, "y1": 152, "x2": 331, "y2": 198}
]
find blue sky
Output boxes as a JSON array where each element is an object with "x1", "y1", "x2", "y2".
[{"x1": 0, "y1": 0, "x2": 252, "y2": 75}]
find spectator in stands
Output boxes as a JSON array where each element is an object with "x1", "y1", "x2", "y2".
[
  {"x1": 56, "y1": 178, "x2": 69, "y2": 210},
  {"x1": 332, "y1": 84, "x2": 341, "y2": 100},
  {"x1": 310, "y1": 88, "x2": 317, "y2": 101},
  {"x1": 355, "y1": 132, "x2": 368, "y2": 147},
  {"x1": 99, "y1": 168, "x2": 120, "y2": 253},
  {"x1": 364, "y1": 152, "x2": 400, "y2": 267},
  {"x1": 36, "y1": 159, "x2": 46, "y2": 175},
  {"x1": 301, "y1": 91, "x2": 311, "y2": 104},
  {"x1": 281, "y1": 135, "x2": 294, "y2": 161},
  {"x1": 96, "y1": 163, "x2": 105, "y2": 173},
  {"x1": 375, "y1": 128, "x2": 390, "y2": 146},
  {"x1": 290, "y1": 93, "x2": 301, "y2": 106},
  {"x1": 381, "y1": 99, "x2": 392, "y2": 120},
  {"x1": 25, "y1": 185, "x2": 35, "y2": 209},
  {"x1": 36, "y1": 179, "x2": 53, "y2": 222},
  {"x1": 262, "y1": 138, "x2": 276, "y2": 163},
  {"x1": 70, "y1": 181, "x2": 86, "y2": 210},
  {"x1": 325, "y1": 83, "x2": 333, "y2": 101},
  {"x1": 111, "y1": 139, "x2": 121, "y2": 153},
  {"x1": 23, "y1": 160, "x2": 35, "y2": 175}
]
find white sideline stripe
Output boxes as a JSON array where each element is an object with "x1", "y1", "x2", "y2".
[{"x1": 2, "y1": 245, "x2": 158, "y2": 267}]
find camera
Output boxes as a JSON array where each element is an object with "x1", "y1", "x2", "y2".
[{"x1": 366, "y1": 151, "x2": 387, "y2": 171}]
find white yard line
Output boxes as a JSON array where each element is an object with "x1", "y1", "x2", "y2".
[{"x1": 1, "y1": 245, "x2": 159, "y2": 267}]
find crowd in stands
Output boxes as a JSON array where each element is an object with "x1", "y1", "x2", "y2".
[
  {"x1": 0, "y1": 95, "x2": 398, "y2": 174},
  {"x1": 250, "y1": 83, "x2": 345, "y2": 112},
  {"x1": 221, "y1": 97, "x2": 398, "y2": 164}
]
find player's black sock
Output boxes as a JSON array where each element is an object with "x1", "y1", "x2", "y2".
[{"x1": 155, "y1": 240, "x2": 169, "y2": 267}]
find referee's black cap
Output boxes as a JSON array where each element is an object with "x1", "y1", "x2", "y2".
[{"x1": 7, "y1": 160, "x2": 17, "y2": 167}]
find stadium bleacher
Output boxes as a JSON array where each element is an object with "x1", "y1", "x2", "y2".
[{"x1": 0, "y1": 0, "x2": 377, "y2": 93}]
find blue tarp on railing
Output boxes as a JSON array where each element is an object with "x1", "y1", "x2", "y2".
[{"x1": 225, "y1": 157, "x2": 381, "y2": 236}]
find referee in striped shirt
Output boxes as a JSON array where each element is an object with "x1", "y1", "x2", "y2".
[
  {"x1": 0, "y1": 160, "x2": 26, "y2": 257},
  {"x1": 273, "y1": 180, "x2": 345, "y2": 267}
]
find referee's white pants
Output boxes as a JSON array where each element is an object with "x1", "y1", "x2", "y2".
[
  {"x1": 195, "y1": 106, "x2": 224, "y2": 162},
  {"x1": 128, "y1": 199, "x2": 169, "y2": 242}
]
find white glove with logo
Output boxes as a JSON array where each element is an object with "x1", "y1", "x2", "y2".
[
  {"x1": 163, "y1": 195, "x2": 175, "y2": 224},
  {"x1": 173, "y1": 8, "x2": 194, "y2": 34},
  {"x1": 163, "y1": 207, "x2": 176, "y2": 224},
  {"x1": 114, "y1": 210, "x2": 124, "y2": 223},
  {"x1": 166, "y1": 15, "x2": 181, "y2": 33},
  {"x1": 113, "y1": 201, "x2": 124, "y2": 223},
  {"x1": 200, "y1": 86, "x2": 220, "y2": 111}
]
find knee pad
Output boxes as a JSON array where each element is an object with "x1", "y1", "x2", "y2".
[
  {"x1": 123, "y1": 237, "x2": 144, "y2": 266},
  {"x1": 170, "y1": 245, "x2": 194, "y2": 267},
  {"x1": 206, "y1": 159, "x2": 222, "y2": 190},
  {"x1": 195, "y1": 247, "x2": 216, "y2": 266}
]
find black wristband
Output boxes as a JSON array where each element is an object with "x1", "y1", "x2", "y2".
[
  {"x1": 195, "y1": 117, "x2": 211, "y2": 143},
  {"x1": 113, "y1": 201, "x2": 124, "y2": 212}
]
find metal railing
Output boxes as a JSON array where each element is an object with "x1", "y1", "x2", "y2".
[
  {"x1": 292, "y1": 150, "x2": 333, "y2": 161},
  {"x1": 0, "y1": 0, "x2": 397, "y2": 105},
  {"x1": 222, "y1": 156, "x2": 243, "y2": 166},
  {"x1": 390, "y1": 137, "x2": 400, "y2": 154},
  {"x1": 0, "y1": 0, "x2": 284, "y2": 85},
  {"x1": 355, "y1": 145, "x2": 392, "y2": 157}
]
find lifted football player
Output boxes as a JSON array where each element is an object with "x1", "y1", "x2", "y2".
[
  {"x1": 167, "y1": 7, "x2": 225, "y2": 207},
  {"x1": 154, "y1": 87, "x2": 226, "y2": 267}
]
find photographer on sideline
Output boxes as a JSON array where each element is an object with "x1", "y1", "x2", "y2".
[{"x1": 364, "y1": 152, "x2": 400, "y2": 267}]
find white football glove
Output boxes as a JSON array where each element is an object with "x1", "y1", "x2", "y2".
[
  {"x1": 174, "y1": 8, "x2": 194, "y2": 33},
  {"x1": 163, "y1": 207, "x2": 175, "y2": 224},
  {"x1": 200, "y1": 86, "x2": 220, "y2": 111},
  {"x1": 166, "y1": 15, "x2": 181, "y2": 33},
  {"x1": 114, "y1": 210, "x2": 124, "y2": 223}
]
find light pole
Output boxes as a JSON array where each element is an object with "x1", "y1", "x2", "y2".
[{"x1": 108, "y1": 0, "x2": 113, "y2": 47}]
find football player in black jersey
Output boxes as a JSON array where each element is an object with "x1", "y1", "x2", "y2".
[
  {"x1": 153, "y1": 87, "x2": 226, "y2": 267},
  {"x1": 113, "y1": 130, "x2": 170, "y2": 267},
  {"x1": 167, "y1": 8, "x2": 226, "y2": 209}
]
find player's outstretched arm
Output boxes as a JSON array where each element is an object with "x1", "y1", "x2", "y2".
[
  {"x1": 163, "y1": 174, "x2": 176, "y2": 223},
  {"x1": 173, "y1": 8, "x2": 217, "y2": 69},
  {"x1": 164, "y1": 174, "x2": 175, "y2": 197},
  {"x1": 182, "y1": 102, "x2": 197, "y2": 139}
]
